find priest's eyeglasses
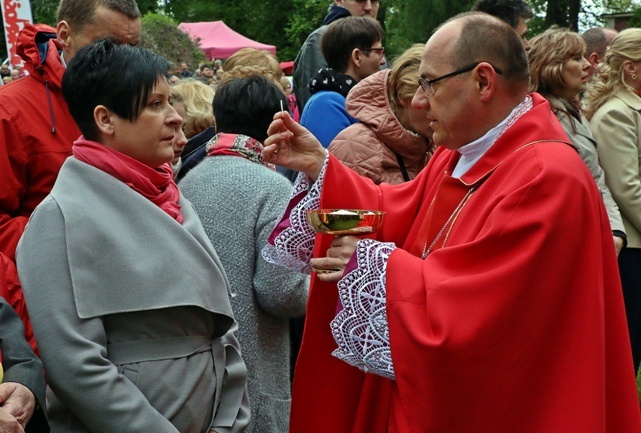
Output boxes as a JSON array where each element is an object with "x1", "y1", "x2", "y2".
[{"x1": 418, "y1": 62, "x2": 503, "y2": 95}]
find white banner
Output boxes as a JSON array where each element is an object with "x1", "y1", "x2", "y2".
[{"x1": 1, "y1": 0, "x2": 32, "y2": 67}]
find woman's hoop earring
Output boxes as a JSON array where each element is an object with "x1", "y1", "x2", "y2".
[{"x1": 633, "y1": 73, "x2": 638, "y2": 80}]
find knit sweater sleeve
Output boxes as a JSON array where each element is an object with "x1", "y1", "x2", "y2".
[{"x1": 253, "y1": 172, "x2": 309, "y2": 317}]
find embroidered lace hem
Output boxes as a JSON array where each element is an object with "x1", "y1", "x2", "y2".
[
  {"x1": 331, "y1": 239, "x2": 396, "y2": 380},
  {"x1": 261, "y1": 151, "x2": 329, "y2": 273}
]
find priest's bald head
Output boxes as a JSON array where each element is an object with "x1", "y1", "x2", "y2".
[{"x1": 412, "y1": 12, "x2": 530, "y2": 150}]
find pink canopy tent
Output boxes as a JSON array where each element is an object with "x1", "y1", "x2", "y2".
[{"x1": 178, "y1": 21, "x2": 276, "y2": 60}]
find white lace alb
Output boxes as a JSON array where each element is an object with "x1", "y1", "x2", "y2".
[
  {"x1": 331, "y1": 239, "x2": 396, "y2": 380},
  {"x1": 261, "y1": 152, "x2": 329, "y2": 273}
]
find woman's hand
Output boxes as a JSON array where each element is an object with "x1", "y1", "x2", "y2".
[
  {"x1": 614, "y1": 235, "x2": 624, "y2": 256},
  {"x1": 263, "y1": 111, "x2": 327, "y2": 181},
  {"x1": 310, "y1": 236, "x2": 359, "y2": 282}
]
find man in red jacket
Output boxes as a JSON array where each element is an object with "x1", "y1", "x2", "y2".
[
  {"x1": 0, "y1": 0, "x2": 141, "y2": 262},
  {"x1": 262, "y1": 12, "x2": 641, "y2": 433}
]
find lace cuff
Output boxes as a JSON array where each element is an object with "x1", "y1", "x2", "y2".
[
  {"x1": 261, "y1": 151, "x2": 329, "y2": 273},
  {"x1": 331, "y1": 239, "x2": 396, "y2": 380}
]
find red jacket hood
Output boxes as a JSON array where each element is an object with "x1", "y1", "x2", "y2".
[{"x1": 17, "y1": 23, "x2": 65, "y2": 89}]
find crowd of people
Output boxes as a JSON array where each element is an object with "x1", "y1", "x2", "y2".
[
  {"x1": 169, "y1": 59, "x2": 225, "y2": 88},
  {"x1": 1, "y1": 0, "x2": 641, "y2": 432}
]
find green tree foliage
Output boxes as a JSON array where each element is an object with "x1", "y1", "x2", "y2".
[
  {"x1": 163, "y1": 0, "x2": 328, "y2": 61},
  {"x1": 3, "y1": 0, "x2": 638, "y2": 66},
  {"x1": 383, "y1": 0, "x2": 474, "y2": 58},
  {"x1": 628, "y1": 5, "x2": 641, "y2": 27},
  {"x1": 31, "y1": 0, "x2": 57, "y2": 26},
  {"x1": 138, "y1": 13, "x2": 205, "y2": 72},
  {"x1": 524, "y1": 0, "x2": 635, "y2": 37},
  {"x1": 283, "y1": 0, "x2": 328, "y2": 60}
]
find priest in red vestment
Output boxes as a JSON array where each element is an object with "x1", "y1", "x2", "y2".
[{"x1": 262, "y1": 12, "x2": 641, "y2": 433}]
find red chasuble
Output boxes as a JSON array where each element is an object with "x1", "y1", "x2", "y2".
[{"x1": 290, "y1": 94, "x2": 641, "y2": 433}]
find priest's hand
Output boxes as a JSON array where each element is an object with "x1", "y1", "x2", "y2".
[
  {"x1": 310, "y1": 236, "x2": 359, "y2": 282},
  {"x1": 0, "y1": 383, "x2": 35, "y2": 431},
  {"x1": 263, "y1": 111, "x2": 326, "y2": 181},
  {"x1": 0, "y1": 407, "x2": 24, "y2": 433}
]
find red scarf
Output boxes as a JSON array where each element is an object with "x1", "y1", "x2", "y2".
[
  {"x1": 206, "y1": 133, "x2": 275, "y2": 170},
  {"x1": 72, "y1": 137, "x2": 184, "y2": 224}
]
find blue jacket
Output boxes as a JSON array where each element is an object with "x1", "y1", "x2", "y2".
[{"x1": 300, "y1": 91, "x2": 357, "y2": 148}]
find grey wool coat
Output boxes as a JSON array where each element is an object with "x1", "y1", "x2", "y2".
[
  {"x1": 179, "y1": 153, "x2": 309, "y2": 433},
  {"x1": 547, "y1": 95, "x2": 625, "y2": 237},
  {"x1": 17, "y1": 157, "x2": 250, "y2": 433}
]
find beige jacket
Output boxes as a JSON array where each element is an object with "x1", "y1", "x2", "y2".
[
  {"x1": 590, "y1": 88, "x2": 641, "y2": 248},
  {"x1": 329, "y1": 70, "x2": 431, "y2": 185}
]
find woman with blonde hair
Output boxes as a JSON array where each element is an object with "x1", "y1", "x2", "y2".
[
  {"x1": 223, "y1": 48, "x2": 283, "y2": 82},
  {"x1": 584, "y1": 27, "x2": 641, "y2": 374},
  {"x1": 172, "y1": 78, "x2": 217, "y2": 180},
  {"x1": 528, "y1": 27, "x2": 625, "y2": 253},
  {"x1": 328, "y1": 43, "x2": 433, "y2": 184},
  {"x1": 170, "y1": 78, "x2": 216, "y2": 139}
]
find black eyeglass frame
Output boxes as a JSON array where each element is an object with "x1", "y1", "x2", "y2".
[
  {"x1": 418, "y1": 62, "x2": 503, "y2": 95},
  {"x1": 362, "y1": 47, "x2": 385, "y2": 56}
]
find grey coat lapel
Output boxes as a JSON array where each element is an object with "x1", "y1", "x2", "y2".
[{"x1": 52, "y1": 158, "x2": 234, "y2": 331}]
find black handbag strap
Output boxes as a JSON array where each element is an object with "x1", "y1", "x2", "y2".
[{"x1": 394, "y1": 152, "x2": 411, "y2": 182}]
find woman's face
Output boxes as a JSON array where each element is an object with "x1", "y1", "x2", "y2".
[
  {"x1": 283, "y1": 81, "x2": 293, "y2": 96},
  {"x1": 171, "y1": 102, "x2": 188, "y2": 165},
  {"x1": 109, "y1": 78, "x2": 182, "y2": 168},
  {"x1": 557, "y1": 53, "x2": 591, "y2": 100},
  {"x1": 399, "y1": 97, "x2": 433, "y2": 141}
]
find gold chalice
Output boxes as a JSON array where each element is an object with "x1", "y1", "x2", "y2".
[{"x1": 306, "y1": 209, "x2": 386, "y2": 273}]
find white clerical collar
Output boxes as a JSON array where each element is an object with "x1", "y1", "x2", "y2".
[{"x1": 452, "y1": 96, "x2": 532, "y2": 178}]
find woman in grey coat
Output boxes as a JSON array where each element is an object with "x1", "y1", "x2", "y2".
[
  {"x1": 529, "y1": 27, "x2": 627, "y2": 252},
  {"x1": 179, "y1": 74, "x2": 309, "y2": 433},
  {"x1": 16, "y1": 41, "x2": 249, "y2": 433}
]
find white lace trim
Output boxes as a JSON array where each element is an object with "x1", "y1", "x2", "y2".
[
  {"x1": 496, "y1": 95, "x2": 533, "y2": 141},
  {"x1": 261, "y1": 152, "x2": 329, "y2": 273},
  {"x1": 331, "y1": 239, "x2": 396, "y2": 380}
]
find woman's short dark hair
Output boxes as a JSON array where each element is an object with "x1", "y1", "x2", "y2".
[
  {"x1": 213, "y1": 75, "x2": 287, "y2": 142},
  {"x1": 321, "y1": 16, "x2": 384, "y2": 73},
  {"x1": 62, "y1": 39, "x2": 171, "y2": 141}
]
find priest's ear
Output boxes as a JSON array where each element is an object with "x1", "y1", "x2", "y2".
[{"x1": 474, "y1": 62, "x2": 499, "y2": 101}]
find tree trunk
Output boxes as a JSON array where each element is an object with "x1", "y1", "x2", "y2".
[
  {"x1": 568, "y1": 0, "x2": 581, "y2": 31},
  {"x1": 546, "y1": 0, "x2": 569, "y2": 27}
]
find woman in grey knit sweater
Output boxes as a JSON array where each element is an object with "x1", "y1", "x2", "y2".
[{"x1": 179, "y1": 74, "x2": 309, "y2": 433}]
